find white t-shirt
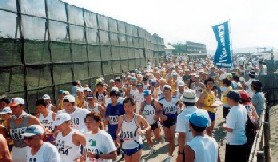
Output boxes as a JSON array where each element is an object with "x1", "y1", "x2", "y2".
[
  {"x1": 176, "y1": 106, "x2": 211, "y2": 143},
  {"x1": 27, "y1": 142, "x2": 60, "y2": 162},
  {"x1": 187, "y1": 135, "x2": 218, "y2": 162},
  {"x1": 84, "y1": 130, "x2": 116, "y2": 162},
  {"x1": 226, "y1": 105, "x2": 247, "y2": 145}
]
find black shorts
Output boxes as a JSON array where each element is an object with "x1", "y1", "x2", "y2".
[
  {"x1": 162, "y1": 118, "x2": 177, "y2": 128},
  {"x1": 150, "y1": 122, "x2": 159, "y2": 130},
  {"x1": 223, "y1": 106, "x2": 231, "y2": 118},
  {"x1": 225, "y1": 143, "x2": 248, "y2": 162}
]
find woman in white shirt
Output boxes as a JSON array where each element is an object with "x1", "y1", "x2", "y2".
[{"x1": 82, "y1": 112, "x2": 117, "y2": 162}]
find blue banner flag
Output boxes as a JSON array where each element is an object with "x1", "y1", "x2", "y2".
[{"x1": 212, "y1": 21, "x2": 232, "y2": 68}]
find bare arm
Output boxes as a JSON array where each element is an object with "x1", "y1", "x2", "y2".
[
  {"x1": 0, "y1": 135, "x2": 12, "y2": 162},
  {"x1": 184, "y1": 145, "x2": 195, "y2": 162}
]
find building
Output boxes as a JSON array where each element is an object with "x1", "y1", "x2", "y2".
[
  {"x1": 185, "y1": 41, "x2": 207, "y2": 54},
  {"x1": 165, "y1": 43, "x2": 175, "y2": 55}
]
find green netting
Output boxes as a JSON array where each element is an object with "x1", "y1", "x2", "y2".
[
  {"x1": 135, "y1": 59, "x2": 140, "y2": 68},
  {"x1": 111, "y1": 60, "x2": 121, "y2": 74},
  {"x1": 49, "y1": 20, "x2": 69, "y2": 42},
  {"x1": 73, "y1": 63, "x2": 89, "y2": 80},
  {"x1": 87, "y1": 45, "x2": 101, "y2": 61},
  {"x1": 0, "y1": 10, "x2": 19, "y2": 39},
  {"x1": 0, "y1": 67, "x2": 11, "y2": 94},
  {"x1": 10, "y1": 66, "x2": 25, "y2": 93},
  {"x1": 108, "y1": 18, "x2": 118, "y2": 32},
  {"x1": 138, "y1": 49, "x2": 144, "y2": 58},
  {"x1": 67, "y1": 4, "x2": 84, "y2": 26},
  {"x1": 138, "y1": 38, "x2": 144, "y2": 48},
  {"x1": 103, "y1": 74, "x2": 115, "y2": 83},
  {"x1": 132, "y1": 26, "x2": 138, "y2": 37},
  {"x1": 0, "y1": 38, "x2": 22, "y2": 67},
  {"x1": 84, "y1": 10, "x2": 97, "y2": 28},
  {"x1": 89, "y1": 61, "x2": 102, "y2": 78},
  {"x1": 117, "y1": 21, "x2": 126, "y2": 34},
  {"x1": 100, "y1": 45, "x2": 112, "y2": 61},
  {"x1": 128, "y1": 48, "x2": 135, "y2": 59},
  {"x1": 140, "y1": 58, "x2": 146, "y2": 67},
  {"x1": 120, "y1": 60, "x2": 129, "y2": 72},
  {"x1": 99, "y1": 30, "x2": 109, "y2": 45},
  {"x1": 86, "y1": 28, "x2": 98, "y2": 45},
  {"x1": 20, "y1": 0, "x2": 46, "y2": 18},
  {"x1": 111, "y1": 46, "x2": 121, "y2": 60},
  {"x1": 88, "y1": 61, "x2": 102, "y2": 78},
  {"x1": 0, "y1": 0, "x2": 17, "y2": 12},
  {"x1": 126, "y1": 24, "x2": 133, "y2": 36},
  {"x1": 46, "y1": 0, "x2": 67, "y2": 22},
  {"x1": 26, "y1": 65, "x2": 52, "y2": 90},
  {"x1": 97, "y1": 14, "x2": 108, "y2": 31},
  {"x1": 24, "y1": 41, "x2": 50, "y2": 65},
  {"x1": 127, "y1": 36, "x2": 133, "y2": 47},
  {"x1": 119, "y1": 34, "x2": 127, "y2": 46},
  {"x1": 27, "y1": 86, "x2": 53, "y2": 113},
  {"x1": 53, "y1": 64, "x2": 73, "y2": 85},
  {"x1": 109, "y1": 32, "x2": 119, "y2": 46},
  {"x1": 133, "y1": 37, "x2": 139, "y2": 47},
  {"x1": 22, "y1": 15, "x2": 47, "y2": 41},
  {"x1": 69, "y1": 25, "x2": 86, "y2": 44},
  {"x1": 71, "y1": 44, "x2": 87, "y2": 62},
  {"x1": 102, "y1": 61, "x2": 112, "y2": 75},
  {"x1": 129, "y1": 59, "x2": 136, "y2": 70},
  {"x1": 50, "y1": 42, "x2": 71, "y2": 63},
  {"x1": 120, "y1": 47, "x2": 128, "y2": 59}
]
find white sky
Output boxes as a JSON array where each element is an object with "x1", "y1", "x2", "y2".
[{"x1": 62, "y1": 0, "x2": 278, "y2": 50}]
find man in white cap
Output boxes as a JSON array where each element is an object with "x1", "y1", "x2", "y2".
[
  {"x1": 22, "y1": 125, "x2": 60, "y2": 162},
  {"x1": 57, "y1": 95, "x2": 90, "y2": 133},
  {"x1": 185, "y1": 112, "x2": 219, "y2": 162},
  {"x1": 42, "y1": 94, "x2": 57, "y2": 112},
  {"x1": 54, "y1": 113, "x2": 86, "y2": 162},
  {"x1": 7, "y1": 97, "x2": 40, "y2": 162},
  {"x1": 175, "y1": 81, "x2": 186, "y2": 99},
  {"x1": 176, "y1": 89, "x2": 210, "y2": 162}
]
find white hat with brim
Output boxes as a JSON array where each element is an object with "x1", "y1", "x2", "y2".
[
  {"x1": 0, "y1": 107, "x2": 12, "y2": 114},
  {"x1": 21, "y1": 125, "x2": 45, "y2": 137},
  {"x1": 53, "y1": 113, "x2": 71, "y2": 126},
  {"x1": 180, "y1": 89, "x2": 198, "y2": 103}
]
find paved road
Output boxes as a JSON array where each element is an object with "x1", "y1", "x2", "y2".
[{"x1": 116, "y1": 106, "x2": 226, "y2": 162}]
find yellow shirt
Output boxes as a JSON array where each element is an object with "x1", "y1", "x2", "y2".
[
  {"x1": 203, "y1": 90, "x2": 216, "y2": 113},
  {"x1": 76, "y1": 97, "x2": 84, "y2": 108},
  {"x1": 221, "y1": 86, "x2": 233, "y2": 105}
]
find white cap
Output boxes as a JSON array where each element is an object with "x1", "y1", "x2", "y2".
[
  {"x1": 63, "y1": 95, "x2": 75, "y2": 102},
  {"x1": 178, "y1": 81, "x2": 185, "y2": 87},
  {"x1": 76, "y1": 88, "x2": 84, "y2": 92},
  {"x1": 9, "y1": 97, "x2": 24, "y2": 106},
  {"x1": 42, "y1": 94, "x2": 50, "y2": 100},
  {"x1": 21, "y1": 125, "x2": 45, "y2": 137},
  {"x1": 54, "y1": 113, "x2": 71, "y2": 126},
  {"x1": 0, "y1": 107, "x2": 12, "y2": 114},
  {"x1": 180, "y1": 89, "x2": 198, "y2": 103}
]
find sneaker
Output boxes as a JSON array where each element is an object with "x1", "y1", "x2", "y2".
[
  {"x1": 149, "y1": 147, "x2": 156, "y2": 154},
  {"x1": 165, "y1": 156, "x2": 172, "y2": 162}
]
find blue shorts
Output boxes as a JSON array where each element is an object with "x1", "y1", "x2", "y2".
[
  {"x1": 122, "y1": 144, "x2": 143, "y2": 156},
  {"x1": 207, "y1": 111, "x2": 216, "y2": 122},
  {"x1": 162, "y1": 117, "x2": 177, "y2": 128}
]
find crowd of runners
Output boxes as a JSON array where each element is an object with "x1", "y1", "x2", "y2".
[{"x1": 0, "y1": 55, "x2": 266, "y2": 162}]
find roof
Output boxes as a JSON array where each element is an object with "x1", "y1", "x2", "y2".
[{"x1": 165, "y1": 44, "x2": 175, "y2": 50}]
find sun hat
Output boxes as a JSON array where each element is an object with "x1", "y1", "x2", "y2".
[
  {"x1": 21, "y1": 125, "x2": 45, "y2": 137},
  {"x1": 178, "y1": 81, "x2": 185, "y2": 87},
  {"x1": 163, "y1": 85, "x2": 171, "y2": 91},
  {"x1": 239, "y1": 90, "x2": 251, "y2": 104},
  {"x1": 180, "y1": 89, "x2": 198, "y2": 103},
  {"x1": 42, "y1": 94, "x2": 50, "y2": 100},
  {"x1": 143, "y1": 90, "x2": 152, "y2": 96}
]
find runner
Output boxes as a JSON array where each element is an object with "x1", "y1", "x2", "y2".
[
  {"x1": 22, "y1": 125, "x2": 60, "y2": 162},
  {"x1": 157, "y1": 85, "x2": 181, "y2": 162},
  {"x1": 7, "y1": 97, "x2": 40, "y2": 162},
  {"x1": 85, "y1": 94, "x2": 105, "y2": 119},
  {"x1": 54, "y1": 113, "x2": 86, "y2": 162},
  {"x1": 197, "y1": 78, "x2": 217, "y2": 136},
  {"x1": 117, "y1": 97, "x2": 150, "y2": 162},
  {"x1": 134, "y1": 82, "x2": 144, "y2": 114},
  {"x1": 82, "y1": 112, "x2": 117, "y2": 162},
  {"x1": 139, "y1": 90, "x2": 161, "y2": 154},
  {"x1": 58, "y1": 94, "x2": 90, "y2": 133}
]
